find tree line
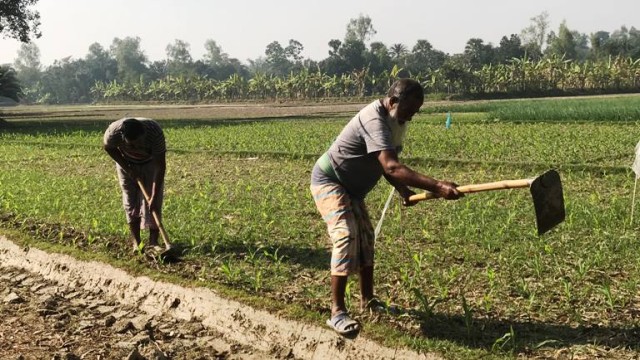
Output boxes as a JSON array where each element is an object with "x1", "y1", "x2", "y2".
[{"x1": 1, "y1": 13, "x2": 640, "y2": 104}]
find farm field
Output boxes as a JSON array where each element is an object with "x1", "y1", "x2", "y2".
[{"x1": 1, "y1": 95, "x2": 640, "y2": 359}]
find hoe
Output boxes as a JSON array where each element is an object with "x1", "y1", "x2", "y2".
[
  {"x1": 409, "y1": 169, "x2": 565, "y2": 235},
  {"x1": 136, "y1": 179, "x2": 181, "y2": 262}
]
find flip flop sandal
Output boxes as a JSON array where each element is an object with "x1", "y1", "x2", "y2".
[{"x1": 326, "y1": 312, "x2": 360, "y2": 335}]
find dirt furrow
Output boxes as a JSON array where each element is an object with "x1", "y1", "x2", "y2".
[{"x1": 0, "y1": 236, "x2": 436, "y2": 360}]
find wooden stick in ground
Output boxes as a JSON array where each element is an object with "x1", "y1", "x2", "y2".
[
  {"x1": 632, "y1": 177, "x2": 638, "y2": 225},
  {"x1": 374, "y1": 186, "x2": 396, "y2": 240},
  {"x1": 136, "y1": 179, "x2": 172, "y2": 249}
]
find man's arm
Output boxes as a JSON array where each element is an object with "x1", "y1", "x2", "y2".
[
  {"x1": 104, "y1": 144, "x2": 130, "y2": 170},
  {"x1": 377, "y1": 149, "x2": 461, "y2": 201},
  {"x1": 382, "y1": 173, "x2": 415, "y2": 205}
]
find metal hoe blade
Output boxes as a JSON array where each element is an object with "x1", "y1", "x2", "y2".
[{"x1": 529, "y1": 169, "x2": 565, "y2": 235}]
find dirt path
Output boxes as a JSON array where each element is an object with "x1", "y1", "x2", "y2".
[
  {"x1": 0, "y1": 236, "x2": 436, "y2": 360},
  {"x1": 0, "y1": 265, "x2": 267, "y2": 359}
]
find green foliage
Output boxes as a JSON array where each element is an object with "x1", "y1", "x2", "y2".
[
  {"x1": 9, "y1": 29, "x2": 640, "y2": 104},
  {"x1": 0, "y1": 65, "x2": 22, "y2": 102},
  {"x1": 344, "y1": 14, "x2": 376, "y2": 43},
  {"x1": 0, "y1": 0, "x2": 41, "y2": 42},
  {"x1": 2, "y1": 97, "x2": 640, "y2": 358},
  {"x1": 110, "y1": 36, "x2": 148, "y2": 84},
  {"x1": 165, "y1": 39, "x2": 194, "y2": 77},
  {"x1": 264, "y1": 39, "x2": 305, "y2": 76},
  {"x1": 424, "y1": 95, "x2": 640, "y2": 122}
]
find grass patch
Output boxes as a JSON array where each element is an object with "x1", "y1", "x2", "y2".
[
  {"x1": 424, "y1": 94, "x2": 640, "y2": 122},
  {"x1": 2, "y1": 98, "x2": 640, "y2": 359}
]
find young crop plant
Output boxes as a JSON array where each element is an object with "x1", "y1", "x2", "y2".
[
  {"x1": 263, "y1": 247, "x2": 286, "y2": 270},
  {"x1": 219, "y1": 259, "x2": 242, "y2": 284},
  {"x1": 2, "y1": 98, "x2": 640, "y2": 359},
  {"x1": 598, "y1": 282, "x2": 616, "y2": 311},
  {"x1": 491, "y1": 326, "x2": 516, "y2": 354},
  {"x1": 411, "y1": 287, "x2": 444, "y2": 320},
  {"x1": 461, "y1": 295, "x2": 475, "y2": 335}
]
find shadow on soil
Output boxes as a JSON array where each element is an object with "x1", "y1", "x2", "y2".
[
  {"x1": 0, "y1": 211, "x2": 330, "y2": 271},
  {"x1": 5, "y1": 212, "x2": 639, "y2": 354},
  {"x1": 415, "y1": 311, "x2": 640, "y2": 353},
  {"x1": 189, "y1": 240, "x2": 330, "y2": 270}
]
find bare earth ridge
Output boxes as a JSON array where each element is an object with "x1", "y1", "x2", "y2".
[{"x1": 0, "y1": 236, "x2": 437, "y2": 360}]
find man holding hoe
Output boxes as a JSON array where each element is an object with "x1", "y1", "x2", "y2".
[
  {"x1": 310, "y1": 78, "x2": 463, "y2": 336},
  {"x1": 103, "y1": 117, "x2": 166, "y2": 253}
]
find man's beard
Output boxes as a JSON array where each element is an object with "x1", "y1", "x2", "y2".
[
  {"x1": 387, "y1": 109, "x2": 407, "y2": 148},
  {"x1": 390, "y1": 108, "x2": 412, "y2": 124}
]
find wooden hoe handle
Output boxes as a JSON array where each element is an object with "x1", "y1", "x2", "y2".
[
  {"x1": 136, "y1": 179, "x2": 171, "y2": 246},
  {"x1": 409, "y1": 178, "x2": 532, "y2": 202}
]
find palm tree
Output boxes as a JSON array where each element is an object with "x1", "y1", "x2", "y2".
[{"x1": 389, "y1": 43, "x2": 409, "y2": 61}]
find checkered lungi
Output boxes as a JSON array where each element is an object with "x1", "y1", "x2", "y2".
[{"x1": 310, "y1": 183, "x2": 374, "y2": 276}]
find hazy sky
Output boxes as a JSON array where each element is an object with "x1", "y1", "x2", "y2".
[{"x1": 1, "y1": 0, "x2": 639, "y2": 66}]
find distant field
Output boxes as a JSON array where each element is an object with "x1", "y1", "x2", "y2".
[
  {"x1": 426, "y1": 94, "x2": 640, "y2": 122},
  {"x1": 2, "y1": 95, "x2": 640, "y2": 359},
  {"x1": 0, "y1": 102, "x2": 365, "y2": 121}
]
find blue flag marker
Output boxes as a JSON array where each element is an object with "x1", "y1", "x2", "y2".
[{"x1": 445, "y1": 112, "x2": 452, "y2": 129}]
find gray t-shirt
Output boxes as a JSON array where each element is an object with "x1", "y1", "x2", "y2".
[
  {"x1": 311, "y1": 100, "x2": 407, "y2": 199},
  {"x1": 103, "y1": 117, "x2": 166, "y2": 164}
]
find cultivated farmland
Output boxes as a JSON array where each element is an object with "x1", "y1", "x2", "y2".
[{"x1": 1, "y1": 95, "x2": 640, "y2": 359}]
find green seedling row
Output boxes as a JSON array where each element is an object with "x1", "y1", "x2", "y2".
[{"x1": 2, "y1": 96, "x2": 640, "y2": 359}]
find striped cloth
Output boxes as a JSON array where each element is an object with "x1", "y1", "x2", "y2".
[
  {"x1": 103, "y1": 117, "x2": 166, "y2": 164},
  {"x1": 310, "y1": 183, "x2": 374, "y2": 276},
  {"x1": 116, "y1": 161, "x2": 163, "y2": 229}
]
